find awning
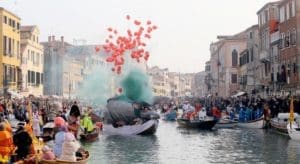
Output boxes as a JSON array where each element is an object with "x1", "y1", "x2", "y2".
[{"x1": 231, "y1": 91, "x2": 246, "y2": 98}]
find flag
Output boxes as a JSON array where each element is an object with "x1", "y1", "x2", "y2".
[{"x1": 289, "y1": 96, "x2": 294, "y2": 125}]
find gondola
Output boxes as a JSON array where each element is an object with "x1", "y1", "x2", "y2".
[
  {"x1": 237, "y1": 117, "x2": 264, "y2": 129},
  {"x1": 102, "y1": 119, "x2": 159, "y2": 136},
  {"x1": 79, "y1": 130, "x2": 100, "y2": 142},
  {"x1": 177, "y1": 117, "x2": 217, "y2": 130},
  {"x1": 39, "y1": 151, "x2": 89, "y2": 164}
]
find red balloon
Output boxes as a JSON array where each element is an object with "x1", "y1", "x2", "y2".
[
  {"x1": 118, "y1": 88, "x2": 123, "y2": 93},
  {"x1": 95, "y1": 46, "x2": 100, "y2": 52},
  {"x1": 114, "y1": 30, "x2": 118, "y2": 35},
  {"x1": 111, "y1": 68, "x2": 115, "y2": 72},
  {"x1": 107, "y1": 27, "x2": 113, "y2": 32},
  {"x1": 106, "y1": 57, "x2": 114, "y2": 62},
  {"x1": 126, "y1": 15, "x2": 130, "y2": 20},
  {"x1": 147, "y1": 20, "x2": 151, "y2": 25},
  {"x1": 152, "y1": 25, "x2": 157, "y2": 30},
  {"x1": 134, "y1": 20, "x2": 141, "y2": 26}
]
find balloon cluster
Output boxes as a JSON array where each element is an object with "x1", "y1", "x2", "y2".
[{"x1": 95, "y1": 15, "x2": 158, "y2": 75}]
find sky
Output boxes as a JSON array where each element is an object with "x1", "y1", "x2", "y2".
[{"x1": 0, "y1": 0, "x2": 277, "y2": 73}]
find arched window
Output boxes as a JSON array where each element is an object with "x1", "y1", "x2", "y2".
[{"x1": 232, "y1": 49, "x2": 238, "y2": 67}]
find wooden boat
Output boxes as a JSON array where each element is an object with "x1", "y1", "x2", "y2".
[
  {"x1": 215, "y1": 119, "x2": 238, "y2": 128},
  {"x1": 287, "y1": 122, "x2": 300, "y2": 140},
  {"x1": 40, "y1": 151, "x2": 90, "y2": 164},
  {"x1": 270, "y1": 113, "x2": 300, "y2": 134},
  {"x1": 79, "y1": 130, "x2": 100, "y2": 142},
  {"x1": 237, "y1": 117, "x2": 264, "y2": 129},
  {"x1": 177, "y1": 117, "x2": 217, "y2": 130},
  {"x1": 102, "y1": 119, "x2": 159, "y2": 136}
]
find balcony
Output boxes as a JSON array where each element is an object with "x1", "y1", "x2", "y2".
[{"x1": 270, "y1": 31, "x2": 280, "y2": 44}]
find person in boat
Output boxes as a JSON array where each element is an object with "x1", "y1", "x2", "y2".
[
  {"x1": 190, "y1": 102, "x2": 202, "y2": 120},
  {"x1": 67, "y1": 104, "x2": 81, "y2": 139},
  {"x1": 60, "y1": 132, "x2": 81, "y2": 162},
  {"x1": 41, "y1": 145, "x2": 55, "y2": 160},
  {"x1": 182, "y1": 101, "x2": 194, "y2": 119},
  {"x1": 212, "y1": 106, "x2": 221, "y2": 120},
  {"x1": 263, "y1": 103, "x2": 271, "y2": 128},
  {"x1": 53, "y1": 117, "x2": 67, "y2": 158},
  {"x1": 80, "y1": 107, "x2": 95, "y2": 134},
  {"x1": 0, "y1": 123, "x2": 14, "y2": 163},
  {"x1": 13, "y1": 123, "x2": 35, "y2": 161}
]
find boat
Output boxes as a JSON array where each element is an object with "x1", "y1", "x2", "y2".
[
  {"x1": 215, "y1": 119, "x2": 238, "y2": 128},
  {"x1": 287, "y1": 122, "x2": 300, "y2": 140},
  {"x1": 39, "y1": 151, "x2": 90, "y2": 164},
  {"x1": 102, "y1": 119, "x2": 159, "y2": 135},
  {"x1": 177, "y1": 117, "x2": 217, "y2": 129},
  {"x1": 287, "y1": 97, "x2": 300, "y2": 140},
  {"x1": 41, "y1": 122, "x2": 55, "y2": 142},
  {"x1": 270, "y1": 113, "x2": 300, "y2": 134},
  {"x1": 237, "y1": 117, "x2": 264, "y2": 129},
  {"x1": 79, "y1": 130, "x2": 100, "y2": 142}
]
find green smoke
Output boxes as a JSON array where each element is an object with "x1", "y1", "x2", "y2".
[{"x1": 119, "y1": 69, "x2": 153, "y2": 104}]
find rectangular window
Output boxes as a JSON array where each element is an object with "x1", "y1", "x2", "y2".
[
  {"x1": 12, "y1": 67, "x2": 16, "y2": 82},
  {"x1": 285, "y1": 31, "x2": 290, "y2": 47},
  {"x1": 17, "y1": 41, "x2": 19, "y2": 58},
  {"x1": 27, "y1": 70, "x2": 31, "y2": 83},
  {"x1": 281, "y1": 33, "x2": 285, "y2": 48},
  {"x1": 286, "y1": 4, "x2": 290, "y2": 20},
  {"x1": 41, "y1": 73, "x2": 43, "y2": 84},
  {"x1": 36, "y1": 72, "x2": 40, "y2": 85},
  {"x1": 8, "y1": 38, "x2": 11, "y2": 56},
  {"x1": 280, "y1": 7, "x2": 285, "y2": 23},
  {"x1": 4, "y1": 16, "x2": 7, "y2": 24},
  {"x1": 12, "y1": 20, "x2": 15, "y2": 28},
  {"x1": 292, "y1": 0, "x2": 296, "y2": 17},
  {"x1": 31, "y1": 71, "x2": 35, "y2": 84},
  {"x1": 291, "y1": 29, "x2": 297, "y2": 45},
  {"x1": 231, "y1": 74, "x2": 237, "y2": 84},
  {"x1": 17, "y1": 22, "x2": 20, "y2": 30},
  {"x1": 12, "y1": 39, "x2": 14, "y2": 57},
  {"x1": 3, "y1": 36, "x2": 7, "y2": 55}
]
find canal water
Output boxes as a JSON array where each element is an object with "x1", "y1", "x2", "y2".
[{"x1": 83, "y1": 120, "x2": 300, "y2": 164}]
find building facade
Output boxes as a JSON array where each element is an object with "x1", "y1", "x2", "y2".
[
  {"x1": 42, "y1": 36, "x2": 71, "y2": 96},
  {"x1": 257, "y1": 1, "x2": 281, "y2": 96},
  {"x1": 20, "y1": 26, "x2": 44, "y2": 96},
  {"x1": 278, "y1": 0, "x2": 300, "y2": 94},
  {"x1": 239, "y1": 25, "x2": 260, "y2": 94},
  {"x1": 209, "y1": 32, "x2": 247, "y2": 98},
  {"x1": 148, "y1": 66, "x2": 170, "y2": 96},
  {"x1": 0, "y1": 8, "x2": 21, "y2": 94}
]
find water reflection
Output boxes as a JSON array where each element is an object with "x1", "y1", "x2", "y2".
[{"x1": 84, "y1": 121, "x2": 300, "y2": 164}]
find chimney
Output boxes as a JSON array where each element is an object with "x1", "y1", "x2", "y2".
[
  {"x1": 48, "y1": 36, "x2": 51, "y2": 42},
  {"x1": 52, "y1": 35, "x2": 55, "y2": 42},
  {"x1": 61, "y1": 36, "x2": 65, "y2": 47}
]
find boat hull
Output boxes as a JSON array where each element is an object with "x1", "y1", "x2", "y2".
[
  {"x1": 215, "y1": 120, "x2": 237, "y2": 129},
  {"x1": 287, "y1": 122, "x2": 300, "y2": 140},
  {"x1": 102, "y1": 119, "x2": 159, "y2": 136},
  {"x1": 270, "y1": 120, "x2": 288, "y2": 134},
  {"x1": 177, "y1": 118, "x2": 217, "y2": 130},
  {"x1": 79, "y1": 130, "x2": 100, "y2": 142},
  {"x1": 237, "y1": 117, "x2": 264, "y2": 129}
]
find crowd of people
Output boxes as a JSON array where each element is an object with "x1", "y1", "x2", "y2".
[
  {"x1": 154, "y1": 93, "x2": 299, "y2": 124},
  {"x1": 0, "y1": 94, "x2": 97, "y2": 163}
]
